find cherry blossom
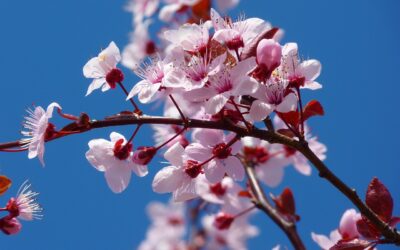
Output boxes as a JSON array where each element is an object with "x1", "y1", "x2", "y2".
[
  {"x1": 241, "y1": 137, "x2": 289, "y2": 187},
  {"x1": 280, "y1": 42, "x2": 322, "y2": 90},
  {"x1": 311, "y1": 209, "x2": 361, "y2": 249},
  {"x1": 122, "y1": 20, "x2": 156, "y2": 70},
  {"x1": 159, "y1": 0, "x2": 201, "y2": 22},
  {"x1": 125, "y1": 0, "x2": 159, "y2": 23},
  {"x1": 85, "y1": 132, "x2": 148, "y2": 193},
  {"x1": 196, "y1": 175, "x2": 242, "y2": 205},
  {"x1": 184, "y1": 57, "x2": 258, "y2": 114},
  {"x1": 20, "y1": 102, "x2": 61, "y2": 166},
  {"x1": 152, "y1": 142, "x2": 202, "y2": 201},
  {"x1": 249, "y1": 77, "x2": 298, "y2": 122},
  {"x1": 0, "y1": 216, "x2": 21, "y2": 235},
  {"x1": 185, "y1": 129, "x2": 243, "y2": 183},
  {"x1": 83, "y1": 41, "x2": 123, "y2": 96}
]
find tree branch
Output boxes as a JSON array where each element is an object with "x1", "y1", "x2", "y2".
[
  {"x1": 243, "y1": 160, "x2": 305, "y2": 250},
  {"x1": 0, "y1": 114, "x2": 399, "y2": 245}
]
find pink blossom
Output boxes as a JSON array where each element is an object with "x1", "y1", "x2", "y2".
[
  {"x1": 196, "y1": 176, "x2": 242, "y2": 205},
  {"x1": 249, "y1": 77, "x2": 297, "y2": 122},
  {"x1": 184, "y1": 57, "x2": 258, "y2": 114},
  {"x1": 85, "y1": 132, "x2": 148, "y2": 193},
  {"x1": 83, "y1": 41, "x2": 122, "y2": 96},
  {"x1": 256, "y1": 39, "x2": 282, "y2": 80},
  {"x1": 281, "y1": 42, "x2": 322, "y2": 90},
  {"x1": 185, "y1": 129, "x2": 243, "y2": 183},
  {"x1": 312, "y1": 209, "x2": 361, "y2": 250},
  {"x1": 21, "y1": 102, "x2": 61, "y2": 166},
  {"x1": 152, "y1": 142, "x2": 202, "y2": 201},
  {"x1": 241, "y1": 137, "x2": 289, "y2": 187},
  {"x1": 159, "y1": 0, "x2": 200, "y2": 22},
  {"x1": 122, "y1": 20, "x2": 156, "y2": 70},
  {"x1": 211, "y1": 8, "x2": 271, "y2": 52}
]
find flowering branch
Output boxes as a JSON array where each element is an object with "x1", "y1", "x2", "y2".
[{"x1": 1, "y1": 113, "x2": 399, "y2": 246}]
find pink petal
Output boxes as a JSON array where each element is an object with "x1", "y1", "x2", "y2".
[
  {"x1": 104, "y1": 164, "x2": 132, "y2": 193},
  {"x1": 152, "y1": 166, "x2": 183, "y2": 193},
  {"x1": 276, "y1": 93, "x2": 297, "y2": 113},
  {"x1": 205, "y1": 94, "x2": 229, "y2": 114},
  {"x1": 223, "y1": 156, "x2": 244, "y2": 181},
  {"x1": 249, "y1": 100, "x2": 273, "y2": 121},
  {"x1": 164, "y1": 142, "x2": 185, "y2": 166},
  {"x1": 297, "y1": 59, "x2": 321, "y2": 82},
  {"x1": 204, "y1": 160, "x2": 226, "y2": 184}
]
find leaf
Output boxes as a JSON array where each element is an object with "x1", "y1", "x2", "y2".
[
  {"x1": 303, "y1": 100, "x2": 324, "y2": 121},
  {"x1": 277, "y1": 111, "x2": 300, "y2": 128},
  {"x1": 356, "y1": 218, "x2": 380, "y2": 239},
  {"x1": 330, "y1": 239, "x2": 372, "y2": 250},
  {"x1": 191, "y1": 0, "x2": 211, "y2": 20},
  {"x1": 240, "y1": 27, "x2": 280, "y2": 60},
  {"x1": 0, "y1": 175, "x2": 12, "y2": 196},
  {"x1": 209, "y1": 40, "x2": 236, "y2": 65},
  {"x1": 272, "y1": 188, "x2": 299, "y2": 221},
  {"x1": 366, "y1": 177, "x2": 393, "y2": 222}
]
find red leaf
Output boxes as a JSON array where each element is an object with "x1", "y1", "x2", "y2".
[
  {"x1": 0, "y1": 176, "x2": 12, "y2": 196},
  {"x1": 303, "y1": 100, "x2": 325, "y2": 121},
  {"x1": 356, "y1": 218, "x2": 380, "y2": 239},
  {"x1": 240, "y1": 27, "x2": 280, "y2": 60},
  {"x1": 272, "y1": 188, "x2": 299, "y2": 222},
  {"x1": 366, "y1": 177, "x2": 393, "y2": 222},
  {"x1": 330, "y1": 239, "x2": 372, "y2": 250},
  {"x1": 277, "y1": 111, "x2": 300, "y2": 128}
]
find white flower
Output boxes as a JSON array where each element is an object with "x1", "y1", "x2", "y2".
[
  {"x1": 85, "y1": 132, "x2": 148, "y2": 193},
  {"x1": 21, "y1": 102, "x2": 61, "y2": 166},
  {"x1": 9, "y1": 181, "x2": 43, "y2": 221},
  {"x1": 83, "y1": 41, "x2": 122, "y2": 96}
]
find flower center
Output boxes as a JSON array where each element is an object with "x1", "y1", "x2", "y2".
[
  {"x1": 184, "y1": 160, "x2": 202, "y2": 178},
  {"x1": 243, "y1": 146, "x2": 270, "y2": 164},
  {"x1": 283, "y1": 145, "x2": 296, "y2": 157},
  {"x1": 44, "y1": 123, "x2": 56, "y2": 140},
  {"x1": 212, "y1": 143, "x2": 232, "y2": 159},
  {"x1": 145, "y1": 41, "x2": 156, "y2": 55},
  {"x1": 209, "y1": 182, "x2": 227, "y2": 197},
  {"x1": 113, "y1": 139, "x2": 132, "y2": 160},
  {"x1": 106, "y1": 68, "x2": 124, "y2": 88},
  {"x1": 289, "y1": 76, "x2": 305, "y2": 89},
  {"x1": 226, "y1": 36, "x2": 244, "y2": 51},
  {"x1": 168, "y1": 217, "x2": 183, "y2": 226}
]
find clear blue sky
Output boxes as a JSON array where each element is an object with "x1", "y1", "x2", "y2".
[{"x1": 0, "y1": 0, "x2": 399, "y2": 249}]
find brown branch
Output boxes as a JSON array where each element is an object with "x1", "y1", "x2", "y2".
[
  {"x1": 0, "y1": 114, "x2": 399, "y2": 245},
  {"x1": 243, "y1": 160, "x2": 306, "y2": 250}
]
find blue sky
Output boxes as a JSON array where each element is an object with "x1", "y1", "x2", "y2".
[{"x1": 0, "y1": 0, "x2": 399, "y2": 249}]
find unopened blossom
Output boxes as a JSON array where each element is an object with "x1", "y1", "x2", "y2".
[
  {"x1": 21, "y1": 102, "x2": 61, "y2": 166},
  {"x1": 254, "y1": 39, "x2": 282, "y2": 81},
  {"x1": 0, "y1": 216, "x2": 21, "y2": 235},
  {"x1": 83, "y1": 41, "x2": 123, "y2": 96},
  {"x1": 152, "y1": 142, "x2": 202, "y2": 201},
  {"x1": 280, "y1": 42, "x2": 322, "y2": 90},
  {"x1": 125, "y1": 0, "x2": 159, "y2": 23},
  {"x1": 185, "y1": 129, "x2": 243, "y2": 183},
  {"x1": 211, "y1": 8, "x2": 271, "y2": 52},
  {"x1": 159, "y1": 0, "x2": 201, "y2": 22},
  {"x1": 85, "y1": 132, "x2": 148, "y2": 193},
  {"x1": 249, "y1": 77, "x2": 297, "y2": 122},
  {"x1": 312, "y1": 209, "x2": 361, "y2": 249},
  {"x1": 122, "y1": 20, "x2": 157, "y2": 70},
  {"x1": 164, "y1": 22, "x2": 210, "y2": 55},
  {"x1": 242, "y1": 137, "x2": 289, "y2": 187},
  {"x1": 184, "y1": 57, "x2": 258, "y2": 115}
]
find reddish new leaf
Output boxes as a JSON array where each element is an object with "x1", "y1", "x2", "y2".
[
  {"x1": 356, "y1": 218, "x2": 380, "y2": 239},
  {"x1": 272, "y1": 188, "x2": 299, "y2": 221},
  {"x1": 303, "y1": 100, "x2": 325, "y2": 121},
  {"x1": 240, "y1": 27, "x2": 280, "y2": 60},
  {"x1": 330, "y1": 239, "x2": 372, "y2": 250},
  {"x1": 0, "y1": 176, "x2": 12, "y2": 196},
  {"x1": 277, "y1": 111, "x2": 300, "y2": 128},
  {"x1": 366, "y1": 177, "x2": 393, "y2": 222}
]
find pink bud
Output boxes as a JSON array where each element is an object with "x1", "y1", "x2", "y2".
[
  {"x1": 214, "y1": 213, "x2": 234, "y2": 230},
  {"x1": 256, "y1": 39, "x2": 282, "y2": 73},
  {"x1": 106, "y1": 68, "x2": 124, "y2": 89},
  {"x1": 132, "y1": 146, "x2": 157, "y2": 165},
  {"x1": 0, "y1": 216, "x2": 22, "y2": 235},
  {"x1": 339, "y1": 209, "x2": 361, "y2": 240}
]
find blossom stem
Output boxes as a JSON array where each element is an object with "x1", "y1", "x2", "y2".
[
  {"x1": 127, "y1": 125, "x2": 141, "y2": 144},
  {"x1": 234, "y1": 205, "x2": 256, "y2": 218},
  {"x1": 229, "y1": 98, "x2": 252, "y2": 131},
  {"x1": 154, "y1": 126, "x2": 186, "y2": 151},
  {"x1": 296, "y1": 87, "x2": 305, "y2": 139},
  {"x1": 169, "y1": 95, "x2": 188, "y2": 125},
  {"x1": 117, "y1": 82, "x2": 141, "y2": 114}
]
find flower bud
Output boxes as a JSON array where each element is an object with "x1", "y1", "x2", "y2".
[
  {"x1": 132, "y1": 146, "x2": 157, "y2": 165},
  {"x1": 0, "y1": 216, "x2": 22, "y2": 235},
  {"x1": 256, "y1": 39, "x2": 282, "y2": 74},
  {"x1": 214, "y1": 213, "x2": 234, "y2": 230}
]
